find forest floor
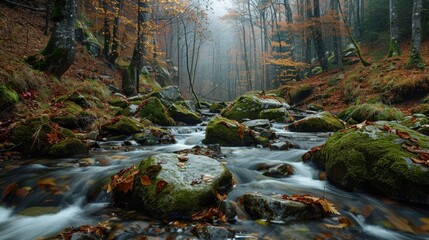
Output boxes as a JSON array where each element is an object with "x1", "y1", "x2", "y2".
[{"x1": 1, "y1": 3, "x2": 428, "y2": 118}]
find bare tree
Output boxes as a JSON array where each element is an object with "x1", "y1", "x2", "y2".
[
  {"x1": 407, "y1": 0, "x2": 424, "y2": 68},
  {"x1": 387, "y1": 0, "x2": 400, "y2": 57}
]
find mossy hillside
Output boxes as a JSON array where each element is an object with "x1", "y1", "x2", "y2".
[
  {"x1": 100, "y1": 116, "x2": 144, "y2": 136},
  {"x1": 108, "y1": 97, "x2": 129, "y2": 109},
  {"x1": 48, "y1": 138, "x2": 88, "y2": 158},
  {"x1": 221, "y1": 94, "x2": 287, "y2": 121},
  {"x1": 127, "y1": 153, "x2": 233, "y2": 219},
  {"x1": 288, "y1": 112, "x2": 344, "y2": 132},
  {"x1": 0, "y1": 84, "x2": 19, "y2": 110},
  {"x1": 138, "y1": 97, "x2": 175, "y2": 126},
  {"x1": 168, "y1": 103, "x2": 201, "y2": 125},
  {"x1": 203, "y1": 116, "x2": 256, "y2": 146},
  {"x1": 338, "y1": 103, "x2": 403, "y2": 123},
  {"x1": 412, "y1": 104, "x2": 429, "y2": 116},
  {"x1": 10, "y1": 116, "x2": 54, "y2": 156},
  {"x1": 320, "y1": 122, "x2": 429, "y2": 204}
]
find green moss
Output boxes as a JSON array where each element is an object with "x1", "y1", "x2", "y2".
[
  {"x1": 10, "y1": 116, "x2": 53, "y2": 156},
  {"x1": 338, "y1": 103, "x2": 403, "y2": 123},
  {"x1": 138, "y1": 97, "x2": 175, "y2": 126},
  {"x1": 109, "y1": 97, "x2": 129, "y2": 109},
  {"x1": 168, "y1": 103, "x2": 201, "y2": 125},
  {"x1": 210, "y1": 102, "x2": 227, "y2": 113},
  {"x1": 64, "y1": 101, "x2": 83, "y2": 115},
  {"x1": 289, "y1": 112, "x2": 344, "y2": 132},
  {"x1": 287, "y1": 85, "x2": 314, "y2": 104},
  {"x1": 256, "y1": 136, "x2": 269, "y2": 147},
  {"x1": 412, "y1": 104, "x2": 429, "y2": 116},
  {"x1": 320, "y1": 122, "x2": 429, "y2": 204},
  {"x1": 203, "y1": 116, "x2": 255, "y2": 146},
  {"x1": 101, "y1": 116, "x2": 144, "y2": 136},
  {"x1": 0, "y1": 84, "x2": 19, "y2": 110},
  {"x1": 258, "y1": 108, "x2": 288, "y2": 122},
  {"x1": 49, "y1": 138, "x2": 88, "y2": 158}
]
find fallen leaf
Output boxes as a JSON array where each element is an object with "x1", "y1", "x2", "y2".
[
  {"x1": 140, "y1": 175, "x2": 152, "y2": 186},
  {"x1": 111, "y1": 155, "x2": 128, "y2": 160},
  {"x1": 191, "y1": 207, "x2": 226, "y2": 223},
  {"x1": 156, "y1": 180, "x2": 168, "y2": 194},
  {"x1": 176, "y1": 162, "x2": 186, "y2": 168},
  {"x1": 411, "y1": 157, "x2": 426, "y2": 164},
  {"x1": 282, "y1": 194, "x2": 340, "y2": 215},
  {"x1": 201, "y1": 174, "x2": 214, "y2": 183}
]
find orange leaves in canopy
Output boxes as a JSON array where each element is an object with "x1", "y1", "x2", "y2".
[
  {"x1": 107, "y1": 165, "x2": 140, "y2": 194},
  {"x1": 282, "y1": 194, "x2": 340, "y2": 215}
]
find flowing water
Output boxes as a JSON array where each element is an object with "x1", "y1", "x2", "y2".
[{"x1": 0, "y1": 124, "x2": 428, "y2": 240}]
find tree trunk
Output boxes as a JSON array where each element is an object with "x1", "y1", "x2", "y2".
[
  {"x1": 26, "y1": 0, "x2": 77, "y2": 78},
  {"x1": 102, "y1": 0, "x2": 110, "y2": 58},
  {"x1": 331, "y1": 0, "x2": 343, "y2": 69},
  {"x1": 337, "y1": 0, "x2": 370, "y2": 67},
  {"x1": 387, "y1": 0, "x2": 400, "y2": 57},
  {"x1": 407, "y1": 0, "x2": 423, "y2": 68},
  {"x1": 241, "y1": 25, "x2": 252, "y2": 91},
  {"x1": 44, "y1": 0, "x2": 53, "y2": 35},
  {"x1": 108, "y1": 0, "x2": 123, "y2": 65},
  {"x1": 247, "y1": 0, "x2": 259, "y2": 89},
  {"x1": 312, "y1": 0, "x2": 329, "y2": 72}
]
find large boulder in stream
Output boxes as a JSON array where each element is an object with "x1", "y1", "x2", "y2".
[
  {"x1": 288, "y1": 111, "x2": 344, "y2": 132},
  {"x1": 137, "y1": 97, "x2": 175, "y2": 126},
  {"x1": 312, "y1": 121, "x2": 429, "y2": 205},
  {"x1": 203, "y1": 116, "x2": 256, "y2": 146},
  {"x1": 99, "y1": 116, "x2": 144, "y2": 138},
  {"x1": 145, "y1": 85, "x2": 184, "y2": 107},
  {"x1": 115, "y1": 153, "x2": 233, "y2": 220},
  {"x1": 168, "y1": 102, "x2": 202, "y2": 125},
  {"x1": 221, "y1": 93, "x2": 289, "y2": 121},
  {"x1": 238, "y1": 193, "x2": 324, "y2": 221}
]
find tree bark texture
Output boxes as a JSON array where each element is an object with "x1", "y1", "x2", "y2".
[
  {"x1": 26, "y1": 0, "x2": 77, "y2": 78},
  {"x1": 408, "y1": 0, "x2": 423, "y2": 68},
  {"x1": 387, "y1": 0, "x2": 400, "y2": 57}
]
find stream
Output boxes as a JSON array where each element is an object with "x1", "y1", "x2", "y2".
[{"x1": 0, "y1": 123, "x2": 429, "y2": 240}]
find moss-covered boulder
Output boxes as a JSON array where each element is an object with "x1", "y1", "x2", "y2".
[
  {"x1": 0, "y1": 84, "x2": 19, "y2": 110},
  {"x1": 278, "y1": 85, "x2": 314, "y2": 105},
  {"x1": 400, "y1": 114, "x2": 428, "y2": 130},
  {"x1": 145, "y1": 86, "x2": 184, "y2": 107},
  {"x1": 132, "y1": 126, "x2": 176, "y2": 145},
  {"x1": 108, "y1": 97, "x2": 129, "y2": 109},
  {"x1": 52, "y1": 110, "x2": 96, "y2": 131},
  {"x1": 116, "y1": 104, "x2": 139, "y2": 116},
  {"x1": 221, "y1": 93, "x2": 289, "y2": 121},
  {"x1": 10, "y1": 116, "x2": 54, "y2": 156},
  {"x1": 338, "y1": 103, "x2": 403, "y2": 123},
  {"x1": 67, "y1": 92, "x2": 91, "y2": 108},
  {"x1": 258, "y1": 108, "x2": 290, "y2": 122},
  {"x1": 137, "y1": 97, "x2": 175, "y2": 126},
  {"x1": 238, "y1": 193, "x2": 324, "y2": 222},
  {"x1": 210, "y1": 102, "x2": 228, "y2": 113},
  {"x1": 288, "y1": 112, "x2": 344, "y2": 132},
  {"x1": 100, "y1": 116, "x2": 144, "y2": 137},
  {"x1": 168, "y1": 103, "x2": 202, "y2": 125},
  {"x1": 48, "y1": 138, "x2": 88, "y2": 158},
  {"x1": 203, "y1": 117, "x2": 256, "y2": 146},
  {"x1": 317, "y1": 121, "x2": 429, "y2": 204},
  {"x1": 115, "y1": 153, "x2": 233, "y2": 219}
]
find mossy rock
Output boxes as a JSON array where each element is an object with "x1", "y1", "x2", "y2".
[
  {"x1": 307, "y1": 104, "x2": 324, "y2": 112},
  {"x1": 221, "y1": 93, "x2": 288, "y2": 121},
  {"x1": 137, "y1": 97, "x2": 175, "y2": 126},
  {"x1": 100, "y1": 116, "x2": 144, "y2": 137},
  {"x1": 288, "y1": 112, "x2": 344, "y2": 132},
  {"x1": 203, "y1": 116, "x2": 255, "y2": 146},
  {"x1": 49, "y1": 138, "x2": 88, "y2": 158},
  {"x1": 412, "y1": 104, "x2": 429, "y2": 116},
  {"x1": 311, "y1": 66, "x2": 323, "y2": 75},
  {"x1": 108, "y1": 97, "x2": 129, "y2": 109},
  {"x1": 52, "y1": 111, "x2": 96, "y2": 130},
  {"x1": 133, "y1": 126, "x2": 176, "y2": 146},
  {"x1": 168, "y1": 103, "x2": 201, "y2": 125},
  {"x1": 258, "y1": 108, "x2": 290, "y2": 122},
  {"x1": 210, "y1": 102, "x2": 227, "y2": 113},
  {"x1": 338, "y1": 103, "x2": 403, "y2": 123},
  {"x1": 64, "y1": 101, "x2": 83, "y2": 115},
  {"x1": 286, "y1": 85, "x2": 314, "y2": 105},
  {"x1": 10, "y1": 116, "x2": 53, "y2": 156},
  {"x1": 145, "y1": 86, "x2": 184, "y2": 108},
  {"x1": 115, "y1": 153, "x2": 233, "y2": 220},
  {"x1": 67, "y1": 92, "x2": 91, "y2": 108},
  {"x1": 116, "y1": 104, "x2": 139, "y2": 116},
  {"x1": 0, "y1": 84, "x2": 19, "y2": 110},
  {"x1": 318, "y1": 121, "x2": 429, "y2": 204}
]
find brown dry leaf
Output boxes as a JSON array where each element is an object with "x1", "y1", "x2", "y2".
[
  {"x1": 201, "y1": 174, "x2": 214, "y2": 183},
  {"x1": 15, "y1": 186, "x2": 31, "y2": 198},
  {"x1": 191, "y1": 207, "x2": 227, "y2": 223},
  {"x1": 396, "y1": 130, "x2": 412, "y2": 140},
  {"x1": 156, "y1": 180, "x2": 168, "y2": 194},
  {"x1": 107, "y1": 165, "x2": 140, "y2": 194},
  {"x1": 2, "y1": 182, "x2": 17, "y2": 198},
  {"x1": 216, "y1": 192, "x2": 227, "y2": 201},
  {"x1": 411, "y1": 157, "x2": 426, "y2": 164},
  {"x1": 282, "y1": 194, "x2": 340, "y2": 215},
  {"x1": 111, "y1": 155, "x2": 128, "y2": 160},
  {"x1": 237, "y1": 125, "x2": 245, "y2": 139},
  {"x1": 420, "y1": 152, "x2": 429, "y2": 161},
  {"x1": 37, "y1": 178, "x2": 57, "y2": 189},
  {"x1": 383, "y1": 125, "x2": 392, "y2": 132},
  {"x1": 176, "y1": 162, "x2": 186, "y2": 168},
  {"x1": 177, "y1": 154, "x2": 188, "y2": 162},
  {"x1": 140, "y1": 175, "x2": 152, "y2": 186}
]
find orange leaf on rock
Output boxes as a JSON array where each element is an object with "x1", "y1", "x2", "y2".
[
  {"x1": 191, "y1": 207, "x2": 227, "y2": 223},
  {"x1": 411, "y1": 157, "x2": 426, "y2": 164},
  {"x1": 177, "y1": 154, "x2": 188, "y2": 162},
  {"x1": 140, "y1": 175, "x2": 152, "y2": 186},
  {"x1": 396, "y1": 130, "x2": 412, "y2": 140},
  {"x1": 156, "y1": 180, "x2": 168, "y2": 194}
]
